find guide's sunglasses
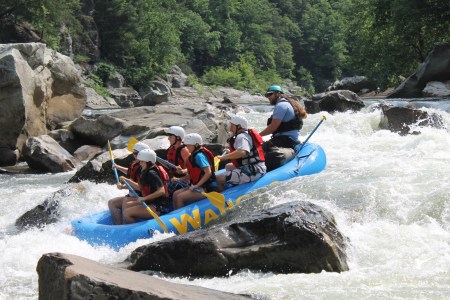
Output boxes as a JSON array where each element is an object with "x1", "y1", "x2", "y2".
[{"x1": 265, "y1": 91, "x2": 274, "y2": 98}]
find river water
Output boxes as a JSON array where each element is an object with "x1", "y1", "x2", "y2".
[{"x1": 1, "y1": 99, "x2": 449, "y2": 299}]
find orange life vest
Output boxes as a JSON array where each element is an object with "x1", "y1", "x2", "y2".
[
  {"x1": 166, "y1": 144, "x2": 187, "y2": 177},
  {"x1": 186, "y1": 147, "x2": 215, "y2": 186},
  {"x1": 127, "y1": 160, "x2": 141, "y2": 182}
]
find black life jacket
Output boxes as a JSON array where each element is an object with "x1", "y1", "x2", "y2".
[
  {"x1": 228, "y1": 129, "x2": 265, "y2": 169},
  {"x1": 267, "y1": 98, "x2": 303, "y2": 134}
]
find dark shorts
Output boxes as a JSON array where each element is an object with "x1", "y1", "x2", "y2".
[
  {"x1": 262, "y1": 135, "x2": 298, "y2": 151},
  {"x1": 168, "y1": 179, "x2": 189, "y2": 196},
  {"x1": 203, "y1": 181, "x2": 218, "y2": 193},
  {"x1": 150, "y1": 197, "x2": 172, "y2": 215}
]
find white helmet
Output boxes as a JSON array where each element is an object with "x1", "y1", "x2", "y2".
[
  {"x1": 229, "y1": 115, "x2": 248, "y2": 129},
  {"x1": 133, "y1": 142, "x2": 150, "y2": 152},
  {"x1": 137, "y1": 149, "x2": 156, "y2": 163},
  {"x1": 184, "y1": 133, "x2": 203, "y2": 145},
  {"x1": 167, "y1": 126, "x2": 185, "y2": 140}
]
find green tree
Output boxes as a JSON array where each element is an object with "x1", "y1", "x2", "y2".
[
  {"x1": 94, "y1": 0, "x2": 182, "y2": 85},
  {"x1": 0, "y1": 0, "x2": 81, "y2": 50},
  {"x1": 344, "y1": 0, "x2": 450, "y2": 88}
]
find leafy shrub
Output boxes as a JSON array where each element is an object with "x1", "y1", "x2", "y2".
[
  {"x1": 85, "y1": 74, "x2": 110, "y2": 99},
  {"x1": 95, "y1": 62, "x2": 116, "y2": 83}
]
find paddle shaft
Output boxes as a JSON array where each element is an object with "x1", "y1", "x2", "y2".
[
  {"x1": 156, "y1": 156, "x2": 177, "y2": 169},
  {"x1": 122, "y1": 180, "x2": 169, "y2": 233},
  {"x1": 298, "y1": 115, "x2": 326, "y2": 152},
  {"x1": 108, "y1": 141, "x2": 120, "y2": 184}
]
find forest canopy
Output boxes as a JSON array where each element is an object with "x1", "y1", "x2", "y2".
[{"x1": 1, "y1": 0, "x2": 449, "y2": 93}]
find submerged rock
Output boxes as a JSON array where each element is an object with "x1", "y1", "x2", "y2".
[
  {"x1": 380, "y1": 104, "x2": 445, "y2": 135},
  {"x1": 15, "y1": 184, "x2": 85, "y2": 229}
]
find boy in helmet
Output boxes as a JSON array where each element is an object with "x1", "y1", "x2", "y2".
[
  {"x1": 107, "y1": 141, "x2": 149, "y2": 225},
  {"x1": 259, "y1": 85, "x2": 308, "y2": 171},
  {"x1": 121, "y1": 149, "x2": 171, "y2": 223},
  {"x1": 172, "y1": 133, "x2": 217, "y2": 209},
  {"x1": 215, "y1": 115, "x2": 266, "y2": 191}
]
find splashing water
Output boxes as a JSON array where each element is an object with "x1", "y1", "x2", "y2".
[{"x1": 1, "y1": 100, "x2": 449, "y2": 299}]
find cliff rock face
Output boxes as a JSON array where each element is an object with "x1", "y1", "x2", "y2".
[
  {"x1": 388, "y1": 42, "x2": 450, "y2": 98},
  {"x1": 0, "y1": 43, "x2": 86, "y2": 165}
]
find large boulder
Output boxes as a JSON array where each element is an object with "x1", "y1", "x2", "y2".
[
  {"x1": 109, "y1": 104, "x2": 229, "y2": 145},
  {"x1": 127, "y1": 201, "x2": 349, "y2": 276},
  {"x1": 0, "y1": 145, "x2": 19, "y2": 166},
  {"x1": 388, "y1": 42, "x2": 450, "y2": 98},
  {"x1": 379, "y1": 104, "x2": 445, "y2": 135},
  {"x1": 0, "y1": 43, "x2": 86, "y2": 159},
  {"x1": 22, "y1": 135, "x2": 81, "y2": 173},
  {"x1": 69, "y1": 114, "x2": 146, "y2": 146},
  {"x1": 37, "y1": 253, "x2": 249, "y2": 300},
  {"x1": 68, "y1": 148, "x2": 131, "y2": 184},
  {"x1": 108, "y1": 86, "x2": 141, "y2": 107},
  {"x1": 305, "y1": 90, "x2": 365, "y2": 114},
  {"x1": 326, "y1": 76, "x2": 376, "y2": 94}
]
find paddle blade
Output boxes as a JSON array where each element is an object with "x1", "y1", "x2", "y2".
[
  {"x1": 107, "y1": 140, "x2": 114, "y2": 160},
  {"x1": 214, "y1": 157, "x2": 220, "y2": 172},
  {"x1": 127, "y1": 137, "x2": 139, "y2": 152},
  {"x1": 143, "y1": 204, "x2": 169, "y2": 233},
  {"x1": 202, "y1": 191, "x2": 225, "y2": 209}
]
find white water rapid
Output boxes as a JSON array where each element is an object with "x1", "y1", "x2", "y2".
[{"x1": 1, "y1": 99, "x2": 449, "y2": 299}]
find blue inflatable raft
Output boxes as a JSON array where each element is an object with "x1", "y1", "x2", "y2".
[{"x1": 71, "y1": 143, "x2": 326, "y2": 249}]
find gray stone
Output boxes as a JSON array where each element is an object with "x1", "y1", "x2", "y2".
[
  {"x1": 422, "y1": 80, "x2": 450, "y2": 97},
  {"x1": 22, "y1": 135, "x2": 81, "y2": 173},
  {"x1": 0, "y1": 43, "x2": 86, "y2": 156},
  {"x1": 380, "y1": 104, "x2": 445, "y2": 135},
  {"x1": 15, "y1": 184, "x2": 85, "y2": 229},
  {"x1": 305, "y1": 90, "x2": 365, "y2": 114},
  {"x1": 128, "y1": 201, "x2": 349, "y2": 276},
  {"x1": 37, "y1": 253, "x2": 250, "y2": 300}
]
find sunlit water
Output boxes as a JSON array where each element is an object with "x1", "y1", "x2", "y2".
[{"x1": 1, "y1": 99, "x2": 449, "y2": 299}]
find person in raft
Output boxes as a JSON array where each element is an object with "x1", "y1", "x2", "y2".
[
  {"x1": 215, "y1": 115, "x2": 266, "y2": 192},
  {"x1": 172, "y1": 133, "x2": 217, "y2": 209},
  {"x1": 162, "y1": 126, "x2": 191, "y2": 195},
  {"x1": 107, "y1": 141, "x2": 149, "y2": 225},
  {"x1": 259, "y1": 85, "x2": 308, "y2": 171},
  {"x1": 121, "y1": 149, "x2": 171, "y2": 224}
]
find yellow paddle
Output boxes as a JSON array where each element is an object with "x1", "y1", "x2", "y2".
[
  {"x1": 107, "y1": 140, "x2": 169, "y2": 233},
  {"x1": 193, "y1": 188, "x2": 225, "y2": 210},
  {"x1": 108, "y1": 141, "x2": 121, "y2": 184},
  {"x1": 214, "y1": 151, "x2": 227, "y2": 172},
  {"x1": 122, "y1": 180, "x2": 169, "y2": 233},
  {"x1": 127, "y1": 136, "x2": 139, "y2": 152}
]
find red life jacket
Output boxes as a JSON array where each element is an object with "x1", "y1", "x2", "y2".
[
  {"x1": 187, "y1": 147, "x2": 216, "y2": 185},
  {"x1": 126, "y1": 160, "x2": 141, "y2": 182},
  {"x1": 166, "y1": 144, "x2": 187, "y2": 177},
  {"x1": 139, "y1": 165, "x2": 170, "y2": 198},
  {"x1": 228, "y1": 128, "x2": 265, "y2": 168}
]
